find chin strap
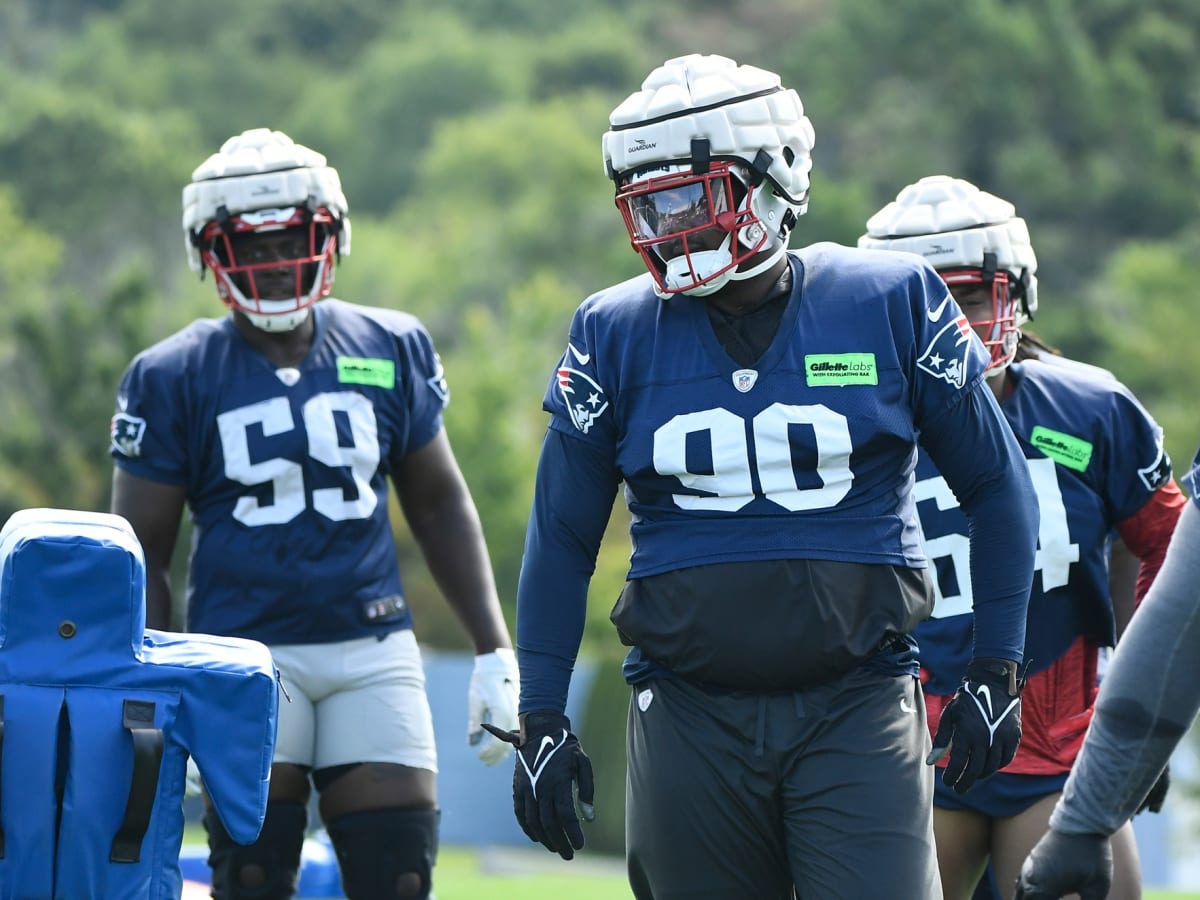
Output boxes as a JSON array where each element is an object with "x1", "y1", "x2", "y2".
[
  {"x1": 243, "y1": 307, "x2": 313, "y2": 332},
  {"x1": 659, "y1": 232, "x2": 737, "y2": 299},
  {"x1": 728, "y1": 238, "x2": 788, "y2": 284},
  {"x1": 668, "y1": 234, "x2": 789, "y2": 299}
]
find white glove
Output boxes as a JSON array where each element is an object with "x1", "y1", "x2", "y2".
[
  {"x1": 185, "y1": 755, "x2": 203, "y2": 798},
  {"x1": 468, "y1": 648, "x2": 520, "y2": 766}
]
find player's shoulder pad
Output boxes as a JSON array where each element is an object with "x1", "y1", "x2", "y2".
[
  {"x1": 576, "y1": 272, "x2": 659, "y2": 316},
  {"x1": 322, "y1": 297, "x2": 426, "y2": 339},
  {"x1": 126, "y1": 316, "x2": 229, "y2": 370},
  {"x1": 792, "y1": 243, "x2": 942, "y2": 332},
  {"x1": 801, "y1": 240, "x2": 934, "y2": 274},
  {"x1": 795, "y1": 241, "x2": 939, "y2": 294},
  {"x1": 1016, "y1": 356, "x2": 1147, "y2": 414}
]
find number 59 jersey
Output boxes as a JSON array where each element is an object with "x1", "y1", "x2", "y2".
[
  {"x1": 109, "y1": 299, "x2": 448, "y2": 645},
  {"x1": 543, "y1": 243, "x2": 992, "y2": 579}
]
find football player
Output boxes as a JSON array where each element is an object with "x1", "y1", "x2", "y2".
[
  {"x1": 1014, "y1": 446, "x2": 1200, "y2": 899},
  {"x1": 860, "y1": 175, "x2": 1185, "y2": 900},
  {"x1": 109, "y1": 128, "x2": 519, "y2": 900},
  {"x1": 484, "y1": 55, "x2": 1039, "y2": 899}
]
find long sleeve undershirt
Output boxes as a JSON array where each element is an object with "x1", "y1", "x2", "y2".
[{"x1": 1051, "y1": 500, "x2": 1200, "y2": 835}]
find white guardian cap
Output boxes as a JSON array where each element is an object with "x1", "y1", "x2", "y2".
[
  {"x1": 859, "y1": 175, "x2": 1037, "y2": 371},
  {"x1": 602, "y1": 54, "x2": 815, "y2": 298},
  {"x1": 182, "y1": 128, "x2": 351, "y2": 332}
]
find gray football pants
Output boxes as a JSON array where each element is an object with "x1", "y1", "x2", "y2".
[{"x1": 625, "y1": 667, "x2": 943, "y2": 900}]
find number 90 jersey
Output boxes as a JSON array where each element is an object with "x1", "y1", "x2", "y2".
[
  {"x1": 543, "y1": 243, "x2": 991, "y2": 579},
  {"x1": 110, "y1": 299, "x2": 448, "y2": 644},
  {"x1": 915, "y1": 357, "x2": 1171, "y2": 696}
]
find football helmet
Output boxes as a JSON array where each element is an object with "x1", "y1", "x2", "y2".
[
  {"x1": 182, "y1": 128, "x2": 351, "y2": 332},
  {"x1": 602, "y1": 54, "x2": 815, "y2": 298},
  {"x1": 858, "y1": 175, "x2": 1037, "y2": 372}
]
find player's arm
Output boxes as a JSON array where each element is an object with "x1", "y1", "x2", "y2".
[
  {"x1": 1113, "y1": 479, "x2": 1186, "y2": 626},
  {"x1": 392, "y1": 427, "x2": 511, "y2": 654},
  {"x1": 1105, "y1": 458, "x2": 1185, "y2": 812},
  {"x1": 922, "y1": 379, "x2": 1038, "y2": 664},
  {"x1": 1104, "y1": 384, "x2": 1185, "y2": 620},
  {"x1": 516, "y1": 427, "x2": 620, "y2": 714},
  {"x1": 110, "y1": 466, "x2": 186, "y2": 630},
  {"x1": 395, "y1": 427, "x2": 525, "y2": 766},
  {"x1": 1107, "y1": 538, "x2": 1139, "y2": 637},
  {"x1": 481, "y1": 427, "x2": 616, "y2": 859},
  {"x1": 919, "y1": 379, "x2": 1039, "y2": 791},
  {"x1": 1056, "y1": 498, "x2": 1200, "y2": 833},
  {"x1": 1016, "y1": 499, "x2": 1200, "y2": 899}
]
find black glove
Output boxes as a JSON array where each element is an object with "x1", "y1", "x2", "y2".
[
  {"x1": 1136, "y1": 764, "x2": 1170, "y2": 815},
  {"x1": 927, "y1": 657, "x2": 1025, "y2": 793},
  {"x1": 482, "y1": 711, "x2": 596, "y2": 860},
  {"x1": 1013, "y1": 828, "x2": 1112, "y2": 900}
]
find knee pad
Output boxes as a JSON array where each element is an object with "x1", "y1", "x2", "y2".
[
  {"x1": 205, "y1": 801, "x2": 308, "y2": 900},
  {"x1": 325, "y1": 807, "x2": 439, "y2": 900}
]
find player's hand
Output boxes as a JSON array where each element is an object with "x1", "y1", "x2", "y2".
[
  {"x1": 482, "y1": 711, "x2": 596, "y2": 860},
  {"x1": 468, "y1": 648, "x2": 520, "y2": 766},
  {"x1": 927, "y1": 657, "x2": 1024, "y2": 793},
  {"x1": 1136, "y1": 764, "x2": 1170, "y2": 815},
  {"x1": 1013, "y1": 828, "x2": 1112, "y2": 900}
]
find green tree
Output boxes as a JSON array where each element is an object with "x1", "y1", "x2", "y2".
[
  {"x1": 0, "y1": 187, "x2": 204, "y2": 519},
  {"x1": 1076, "y1": 231, "x2": 1200, "y2": 470},
  {"x1": 1, "y1": 0, "x2": 1198, "y2": 665}
]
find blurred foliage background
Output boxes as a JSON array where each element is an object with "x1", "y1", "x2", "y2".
[{"x1": 1, "y1": 0, "x2": 1198, "y2": 852}]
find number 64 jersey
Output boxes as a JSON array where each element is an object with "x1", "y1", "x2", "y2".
[
  {"x1": 917, "y1": 355, "x2": 1181, "y2": 772},
  {"x1": 109, "y1": 299, "x2": 448, "y2": 645}
]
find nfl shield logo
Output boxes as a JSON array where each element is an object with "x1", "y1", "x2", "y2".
[{"x1": 732, "y1": 369, "x2": 758, "y2": 393}]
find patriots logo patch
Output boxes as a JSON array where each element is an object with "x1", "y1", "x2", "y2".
[
  {"x1": 1138, "y1": 447, "x2": 1172, "y2": 492},
  {"x1": 111, "y1": 412, "x2": 147, "y2": 458},
  {"x1": 427, "y1": 354, "x2": 450, "y2": 406},
  {"x1": 917, "y1": 314, "x2": 974, "y2": 389},
  {"x1": 557, "y1": 367, "x2": 609, "y2": 434}
]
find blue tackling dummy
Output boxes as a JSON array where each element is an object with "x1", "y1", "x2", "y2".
[{"x1": 0, "y1": 508, "x2": 279, "y2": 900}]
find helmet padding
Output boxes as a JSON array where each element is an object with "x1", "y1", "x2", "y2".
[
  {"x1": 857, "y1": 175, "x2": 1037, "y2": 321},
  {"x1": 181, "y1": 129, "x2": 351, "y2": 331},
  {"x1": 603, "y1": 55, "x2": 815, "y2": 296}
]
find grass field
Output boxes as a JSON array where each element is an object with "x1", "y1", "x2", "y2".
[
  {"x1": 181, "y1": 838, "x2": 1200, "y2": 899},
  {"x1": 356, "y1": 846, "x2": 1200, "y2": 900},
  {"x1": 433, "y1": 846, "x2": 631, "y2": 899},
  {"x1": 427, "y1": 846, "x2": 1200, "y2": 900}
]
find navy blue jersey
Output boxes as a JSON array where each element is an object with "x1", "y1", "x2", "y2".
[
  {"x1": 517, "y1": 245, "x2": 1040, "y2": 711},
  {"x1": 110, "y1": 299, "x2": 448, "y2": 644},
  {"x1": 916, "y1": 358, "x2": 1171, "y2": 696},
  {"x1": 546, "y1": 246, "x2": 991, "y2": 572}
]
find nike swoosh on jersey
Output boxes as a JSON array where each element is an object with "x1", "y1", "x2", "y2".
[
  {"x1": 927, "y1": 294, "x2": 952, "y2": 322},
  {"x1": 568, "y1": 343, "x2": 591, "y2": 365}
]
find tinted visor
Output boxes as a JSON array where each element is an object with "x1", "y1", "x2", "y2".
[{"x1": 622, "y1": 170, "x2": 730, "y2": 262}]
